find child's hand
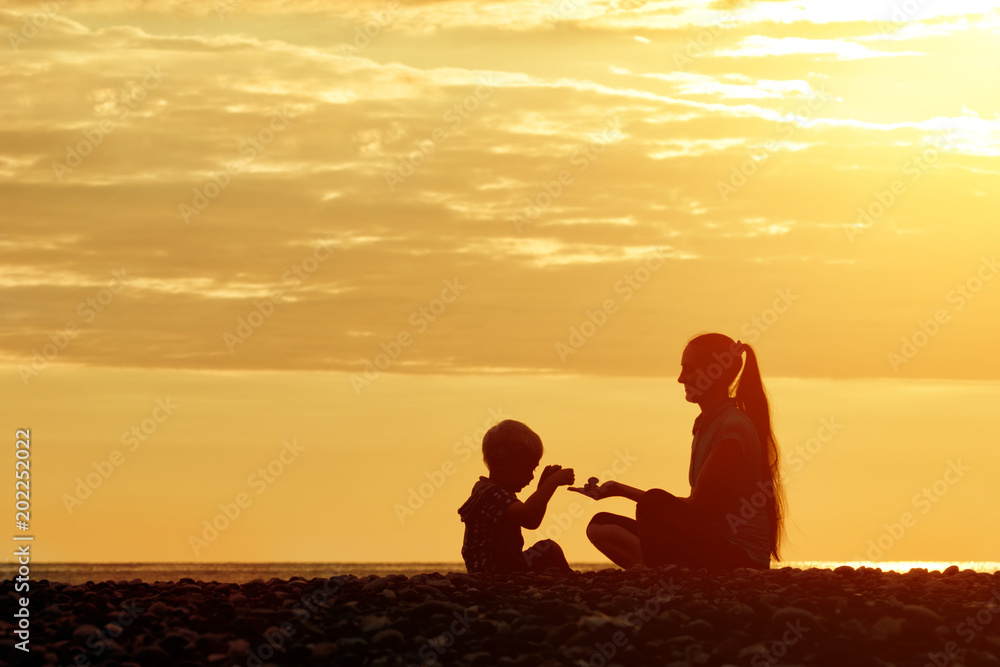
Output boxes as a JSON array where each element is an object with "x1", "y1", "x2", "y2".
[
  {"x1": 540, "y1": 465, "x2": 575, "y2": 487},
  {"x1": 569, "y1": 477, "x2": 618, "y2": 500},
  {"x1": 538, "y1": 465, "x2": 562, "y2": 486}
]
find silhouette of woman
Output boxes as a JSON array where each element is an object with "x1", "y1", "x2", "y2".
[{"x1": 571, "y1": 333, "x2": 786, "y2": 570}]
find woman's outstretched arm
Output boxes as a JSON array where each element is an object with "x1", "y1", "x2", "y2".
[
  {"x1": 571, "y1": 436, "x2": 742, "y2": 508},
  {"x1": 570, "y1": 478, "x2": 645, "y2": 502}
]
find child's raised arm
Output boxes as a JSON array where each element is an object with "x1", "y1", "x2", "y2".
[{"x1": 505, "y1": 465, "x2": 574, "y2": 529}]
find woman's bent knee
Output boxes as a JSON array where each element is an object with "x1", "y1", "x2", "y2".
[{"x1": 636, "y1": 488, "x2": 672, "y2": 519}]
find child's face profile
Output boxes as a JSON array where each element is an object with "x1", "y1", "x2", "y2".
[{"x1": 494, "y1": 456, "x2": 539, "y2": 493}]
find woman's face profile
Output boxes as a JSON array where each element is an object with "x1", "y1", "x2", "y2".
[{"x1": 677, "y1": 345, "x2": 705, "y2": 403}]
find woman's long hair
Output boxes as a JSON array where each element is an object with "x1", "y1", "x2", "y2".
[{"x1": 688, "y1": 333, "x2": 786, "y2": 561}]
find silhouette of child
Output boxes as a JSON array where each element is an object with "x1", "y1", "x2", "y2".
[{"x1": 458, "y1": 420, "x2": 575, "y2": 574}]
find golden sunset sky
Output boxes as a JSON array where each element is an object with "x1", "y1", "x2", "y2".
[{"x1": 3, "y1": 0, "x2": 999, "y2": 567}]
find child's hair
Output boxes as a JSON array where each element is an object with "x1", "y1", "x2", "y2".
[{"x1": 482, "y1": 420, "x2": 543, "y2": 470}]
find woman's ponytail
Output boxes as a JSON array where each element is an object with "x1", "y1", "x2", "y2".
[{"x1": 734, "y1": 344, "x2": 786, "y2": 561}]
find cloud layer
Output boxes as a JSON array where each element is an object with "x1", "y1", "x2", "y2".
[{"x1": 3, "y1": 0, "x2": 1000, "y2": 380}]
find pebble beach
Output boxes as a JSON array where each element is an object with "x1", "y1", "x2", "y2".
[{"x1": 4, "y1": 564, "x2": 1000, "y2": 667}]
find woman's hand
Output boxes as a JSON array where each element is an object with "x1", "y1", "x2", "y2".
[{"x1": 569, "y1": 477, "x2": 619, "y2": 500}]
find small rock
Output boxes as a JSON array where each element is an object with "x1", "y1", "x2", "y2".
[
  {"x1": 371, "y1": 629, "x2": 405, "y2": 647},
  {"x1": 902, "y1": 604, "x2": 944, "y2": 625},
  {"x1": 308, "y1": 641, "x2": 338, "y2": 659},
  {"x1": 360, "y1": 615, "x2": 389, "y2": 633},
  {"x1": 133, "y1": 645, "x2": 171, "y2": 667},
  {"x1": 72, "y1": 624, "x2": 102, "y2": 640},
  {"x1": 871, "y1": 615, "x2": 905, "y2": 640},
  {"x1": 686, "y1": 618, "x2": 715, "y2": 638},
  {"x1": 363, "y1": 578, "x2": 389, "y2": 593},
  {"x1": 226, "y1": 639, "x2": 250, "y2": 657},
  {"x1": 770, "y1": 606, "x2": 818, "y2": 632}
]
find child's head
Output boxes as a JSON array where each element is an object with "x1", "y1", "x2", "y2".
[{"x1": 482, "y1": 420, "x2": 543, "y2": 488}]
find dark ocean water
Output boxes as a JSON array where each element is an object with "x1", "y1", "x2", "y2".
[{"x1": 16, "y1": 561, "x2": 1000, "y2": 585}]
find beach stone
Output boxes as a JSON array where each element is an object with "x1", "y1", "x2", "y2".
[
  {"x1": 195, "y1": 633, "x2": 231, "y2": 654},
  {"x1": 446, "y1": 573, "x2": 478, "y2": 586},
  {"x1": 945, "y1": 565, "x2": 961, "y2": 575},
  {"x1": 148, "y1": 601, "x2": 169, "y2": 615},
  {"x1": 133, "y1": 645, "x2": 171, "y2": 667},
  {"x1": 227, "y1": 638, "x2": 251, "y2": 658},
  {"x1": 71, "y1": 624, "x2": 102, "y2": 640},
  {"x1": 901, "y1": 603, "x2": 944, "y2": 625},
  {"x1": 308, "y1": 641, "x2": 338, "y2": 659},
  {"x1": 412, "y1": 599, "x2": 465, "y2": 616},
  {"x1": 685, "y1": 618, "x2": 715, "y2": 639},
  {"x1": 463, "y1": 651, "x2": 494, "y2": 667},
  {"x1": 770, "y1": 606, "x2": 817, "y2": 632},
  {"x1": 738, "y1": 643, "x2": 769, "y2": 659},
  {"x1": 158, "y1": 632, "x2": 190, "y2": 655},
  {"x1": 870, "y1": 615, "x2": 905, "y2": 640},
  {"x1": 337, "y1": 636, "x2": 368, "y2": 650},
  {"x1": 360, "y1": 615, "x2": 389, "y2": 633},
  {"x1": 362, "y1": 578, "x2": 389, "y2": 593},
  {"x1": 371, "y1": 628, "x2": 405, "y2": 648}
]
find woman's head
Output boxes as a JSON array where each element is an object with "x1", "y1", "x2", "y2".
[
  {"x1": 678, "y1": 333, "x2": 745, "y2": 403},
  {"x1": 680, "y1": 332, "x2": 787, "y2": 561}
]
